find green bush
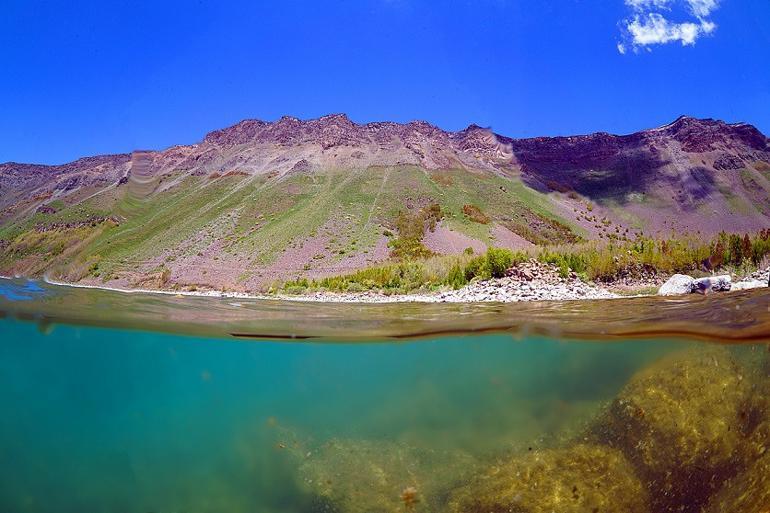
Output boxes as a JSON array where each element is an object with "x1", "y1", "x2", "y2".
[
  {"x1": 280, "y1": 231, "x2": 770, "y2": 294},
  {"x1": 389, "y1": 210, "x2": 434, "y2": 260},
  {"x1": 447, "y1": 263, "x2": 467, "y2": 289},
  {"x1": 464, "y1": 248, "x2": 524, "y2": 281},
  {"x1": 486, "y1": 247, "x2": 518, "y2": 278}
]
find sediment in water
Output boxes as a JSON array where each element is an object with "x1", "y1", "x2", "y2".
[
  {"x1": 296, "y1": 438, "x2": 477, "y2": 513},
  {"x1": 292, "y1": 347, "x2": 770, "y2": 513},
  {"x1": 447, "y1": 444, "x2": 649, "y2": 513}
]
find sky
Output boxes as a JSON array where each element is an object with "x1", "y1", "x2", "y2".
[{"x1": 1, "y1": 0, "x2": 768, "y2": 165}]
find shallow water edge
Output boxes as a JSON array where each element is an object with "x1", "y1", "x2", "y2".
[{"x1": 1, "y1": 277, "x2": 769, "y2": 342}]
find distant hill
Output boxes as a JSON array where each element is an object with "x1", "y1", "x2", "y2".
[{"x1": 1, "y1": 114, "x2": 768, "y2": 292}]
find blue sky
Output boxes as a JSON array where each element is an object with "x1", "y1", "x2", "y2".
[{"x1": 1, "y1": 0, "x2": 768, "y2": 164}]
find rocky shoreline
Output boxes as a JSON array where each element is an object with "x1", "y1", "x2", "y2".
[
  {"x1": 659, "y1": 268, "x2": 769, "y2": 296},
  {"x1": 38, "y1": 261, "x2": 770, "y2": 304}
]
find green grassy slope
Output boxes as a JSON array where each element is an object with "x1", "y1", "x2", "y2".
[{"x1": 0, "y1": 166, "x2": 584, "y2": 288}]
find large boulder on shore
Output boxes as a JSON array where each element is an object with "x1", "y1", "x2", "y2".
[
  {"x1": 447, "y1": 444, "x2": 649, "y2": 513},
  {"x1": 732, "y1": 279, "x2": 767, "y2": 291},
  {"x1": 588, "y1": 347, "x2": 754, "y2": 513},
  {"x1": 658, "y1": 274, "x2": 735, "y2": 295},
  {"x1": 692, "y1": 275, "x2": 732, "y2": 293},
  {"x1": 658, "y1": 274, "x2": 694, "y2": 295}
]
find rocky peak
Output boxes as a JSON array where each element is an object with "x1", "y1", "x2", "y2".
[
  {"x1": 462, "y1": 123, "x2": 487, "y2": 132},
  {"x1": 406, "y1": 120, "x2": 439, "y2": 130},
  {"x1": 204, "y1": 119, "x2": 268, "y2": 146},
  {"x1": 646, "y1": 115, "x2": 768, "y2": 152},
  {"x1": 454, "y1": 124, "x2": 506, "y2": 157},
  {"x1": 315, "y1": 113, "x2": 353, "y2": 125}
]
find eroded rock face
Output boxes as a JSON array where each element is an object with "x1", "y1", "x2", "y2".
[
  {"x1": 589, "y1": 348, "x2": 754, "y2": 513},
  {"x1": 447, "y1": 444, "x2": 649, "y2": 513},
  {"x1": 297, "y1": 438, "x2": 476, "y2": 513}
]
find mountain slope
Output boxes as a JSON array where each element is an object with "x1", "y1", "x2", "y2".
[{"x1": 1, "y1": 114, "x2": 768, "y2": 292}]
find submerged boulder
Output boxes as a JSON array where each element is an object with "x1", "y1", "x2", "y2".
[
  {"x1": 658, "y1": 274, "x2": 694, "y2": 295},
  {"x1": 588, "y1": 347, "x2": 753, "y2": 512},
  {"x1": 703, "y1": 433, "x2": 770, "y2": 513},
  {"x1": 704, "y1": 348, "x2": 770, "y2": 512},
  {"x1": 447, "y1": 444, "x2": 649, "y2": 513},
  {"x1": 297, "y1": 438, "x2": 476, "y2": 513}
]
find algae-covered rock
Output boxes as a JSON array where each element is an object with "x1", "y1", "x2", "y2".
[
  {"x1": 703, "y1": 437, "x2": 770, "y2": 513},
  {"x1": 448, "y1": 444, "x2": 649, "y2": 513},
  {"x1": 297, "y1": 438, "x2": 476, "y2": 513},
  {"x1": 589, "y1": 347, "x2": 753, "y2": 512},
  {"x1": 702, "y1": 349, "x2": 770, "y2": 512}
]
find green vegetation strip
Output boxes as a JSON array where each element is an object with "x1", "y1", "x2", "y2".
[{"x1": 282, "y1": 230, "x2": 770, "y2": 295}]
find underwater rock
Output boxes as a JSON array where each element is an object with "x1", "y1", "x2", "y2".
[
  {"x1": 447, "y1": 444, "x2": 648, "y2": 513},
  {"x1": 589, "y1": 347, "x2": 753, "y2": 513},
  {"x1": 703, "y1": 435, "x2": 770, "y2": 513},
  {"x1": 297, "y1": 438, "x2": 476, "y2": 513},
  {"x1": 657, "y1": 274, "x2": 694, "y2": 295}
]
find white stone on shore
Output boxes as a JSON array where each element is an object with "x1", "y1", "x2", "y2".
[
  {"x1": 658, "y1": 274, "x2": 695, "y2": 296},
  {"x1": 731, "y1": 279, "x2": 767, "y2": 291},
  {"x1": 692, "y1": 275, "x2": 732, "y2": 293}
]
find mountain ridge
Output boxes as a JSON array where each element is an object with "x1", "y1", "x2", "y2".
[
  {"x1": 1, "y1": 114, "x2": 769, "y2": 292},
  {"x1": 4, "y1": 114, "x2": 766, "y2": 167}
]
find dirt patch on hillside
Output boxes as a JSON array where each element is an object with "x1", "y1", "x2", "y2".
[
  {"x1": 249, "y1": 219, "x2": 391, "y2": 288},
  {"x1": 490, "y1": 224, "x2": 535, "y2": 251},
  {"x1": 423, "y1": 222, "x2": 486, "y2": 255}
]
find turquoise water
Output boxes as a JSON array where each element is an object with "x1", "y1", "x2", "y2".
[
  {"x1": 1, "y1": 279, "x2": 770, "y2": 512},
  {"x1": 0, "y1": 318, "x2": 682, "y2": 512}
]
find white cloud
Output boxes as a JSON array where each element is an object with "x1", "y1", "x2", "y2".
[
  {"x1": 685, "y1": 0, "x2": 720, "y2": 17},
  {"x1": 625, "y1": 0, "x2": 671, "y2": 10},
  {"x1": 618, "y1": 0, "x2": 721, "y2": 53},
  {"x1": 627, "y1": 13, "x2": 709, "y2": 46}
]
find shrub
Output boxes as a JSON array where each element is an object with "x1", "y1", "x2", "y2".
[
  {"x1": 486, "y1": 247, "x2": 517, "y2": 278},
  {"x1": 389, "y1": 208, "x2": 436, "y2": 260},
  {"x1": 160, "y1": 267, "x2": 171, "y2": 284},
  {"x1": 447, "y1": 263, "x2": 467, "y2": 289},
  {"x1": 424, "y1": 203, "x2": 443, "y2": 232},
  {"x1": 464, "y1": 248, "x2": 524, "y2": 281},
  {"x1": 280, "y1": 231, "x2": 770, "y2": 294},
  {"x1": 462, "y1": 204, "x2": 490, "y2": 224}
]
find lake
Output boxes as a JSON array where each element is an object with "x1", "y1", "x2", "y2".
[{"x1": 1, "y1": 278, "x2": 769, "y2": 513}]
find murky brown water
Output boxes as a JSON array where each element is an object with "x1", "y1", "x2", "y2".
[{"x1": 1, "y1": 278, "x2": 770, "y2": 342}]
